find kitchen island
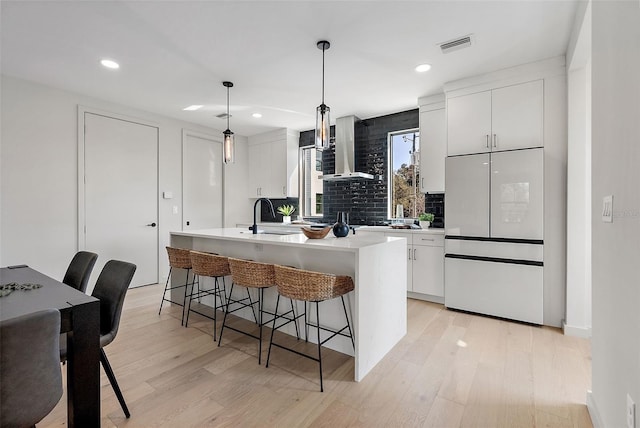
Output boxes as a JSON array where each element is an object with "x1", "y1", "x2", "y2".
[{"x1": 170, "y1": 228, "x2": 407, "y2": 381}]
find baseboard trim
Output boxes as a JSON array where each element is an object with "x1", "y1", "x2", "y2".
[
  {"x1": 586, "y1": 390, "x2": 603, "y2": 428},
  {"x1": 562, "y1": 320, "x2": 592, "y2": 338}
]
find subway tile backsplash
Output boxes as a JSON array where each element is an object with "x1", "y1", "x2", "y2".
[{"x1": 299, "y1": 109, "x2": 420, "y2": 226}]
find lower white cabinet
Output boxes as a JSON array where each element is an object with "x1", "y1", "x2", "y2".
[{"x1": 385, "y1": 232, "x2": 444, "y2": 302}]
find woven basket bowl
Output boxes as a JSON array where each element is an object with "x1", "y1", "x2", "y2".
[{"x1": 301, "y1": 226, "x2": 332, "y2": 239}]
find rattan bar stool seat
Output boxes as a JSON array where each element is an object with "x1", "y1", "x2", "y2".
[
  {"x1": 185, "y1": 251, "x2": 230, "y2": 341},
  {"x1": 218, "y1": 257, "x2": 299, "y2": 364},
  {"x1": 267, "y1": 264, "x2": 355, "y2": 392},
  {"x1": 159, "y1": 247, "x2": 195, "y2": 325}
]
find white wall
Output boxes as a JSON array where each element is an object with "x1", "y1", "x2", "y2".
[
  {"x1": 589, "y1": 1, "x2": 640, "y2": 427},
  {"x1": 0, "y1": 75, "x2": 251, "y2": 282},
  {"x1": 565, "y1": 0, "x2": 592, "y2": 338}
]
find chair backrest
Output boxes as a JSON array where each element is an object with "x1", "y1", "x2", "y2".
[
  {"x1": 228, "y1": 257, "x2": 275, "y2": 288},
  {"x1": 63, "y1": 251, "x2": 98, "y2": 293},
  {"x1": 1, "y1": 309, "x2": 63, "y2": 427},
  {"x1": 91, "y1": 260, "x2": 136, "y2": 347},
  {"x1": 166, "y1": 247, "x2": 192, "y2": 269},
  {"x1": 190, "y1": 250, "x2": 230, "y2": 277},
  {"x1": 274, "y1": 265, "x2": 354, "y2": 302}
]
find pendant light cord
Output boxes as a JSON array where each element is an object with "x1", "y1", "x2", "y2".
[
  {"x1": 321, "y1": 46, "x2": 325, "y2": 105},
  {"x1": 226, "y1": 85, "x2": 230, "y2": 130}
]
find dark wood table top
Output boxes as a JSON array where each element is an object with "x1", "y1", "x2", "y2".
[{"x1": 0, "y1": 266, "x2": 97, "y2": 321}]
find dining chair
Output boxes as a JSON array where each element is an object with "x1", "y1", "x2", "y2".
[
  {"x1": 63, "y1": 250, "x2": 98, "y2": 293},
  {"x1": 60, "y1": 259, "x2": 136, "y2": 418},
  {"x1": 1, "y1": 309, "x2": 63, "y2": 427}
]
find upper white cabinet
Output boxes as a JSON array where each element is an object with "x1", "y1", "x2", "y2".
[
  {"x1": 447, "y1": 79, "x2": 544, "y2": 156},
  {"x1": 248, "y1": 128, "x2": 299, "y2": 198},
  {"x1": 419, "y1": 106, "x2": 446, "y2": 193}
]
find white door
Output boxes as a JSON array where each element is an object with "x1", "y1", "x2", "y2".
[
  {"x1": 444, "y1": 153, "x2": 490, "y2": 237},
  {"x1": 183, "y1": 132, "x2": 223, "y2": 230},
  {"x1": 490, "y1": 148, "x2": 544, "y2": 239},
  {"x1": 84, "y1": 112, "x2": 158, "y2": 288}
]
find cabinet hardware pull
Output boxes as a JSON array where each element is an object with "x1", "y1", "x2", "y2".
[
  {"x1": 486, "y1": 135, "x2": 490, "y2": 148},
  {"x1": 493, "y1": 134, "x2": 497, "y2": 147},
  {"x1": 421, "y1": 238, "x2": 435, "y2": 241},
  {"x1": 282, "y1": 186, "x2": 286, "y2": 195},
  {"x1": 408, "y1": 249, "x2": 411, "y2": 261},
  {"x1": 413, "y1": 248, "x2": 417, "y2": 260}
]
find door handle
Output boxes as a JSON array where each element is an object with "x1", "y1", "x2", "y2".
[
  {"x1": 408, "y1": 248, "x2": 412, "y2": 261},
  {"x1": 485, "y1": 135, "x2": 490, "y2": 148},
  {"x1": 413, "y1": 248, "x2": 417, "y2": 260},
  {"x1": 147, "y1": 222, "x2": 157, "y2": 227},
  {"x1": 493, "y1": 134, "x2": 497, "y2": 148}
]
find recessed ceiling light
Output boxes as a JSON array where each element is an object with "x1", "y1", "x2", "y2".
[
  {"x1": 100, "y1": 59, "x2": 120, "y2": 69},
  {"x1": 252, "y1": 113, "x2": 262, "y2": 118},
  {"x1": 415, "y1": 63, "x2": 431, "y2": 73},
  {"x1": 183, "y1": 105, "x2": 203, "y2": 111}
]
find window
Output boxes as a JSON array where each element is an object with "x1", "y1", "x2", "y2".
[
  {"x1": 388, "y1": 129, "x2": 423, "y2": 219},
  {"x1": 300, "y1": 145, "x2": 323, "y2": 218}
]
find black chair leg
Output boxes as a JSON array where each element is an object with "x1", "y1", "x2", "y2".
[
  {"x1": 100, "y1": 349, "x2": 130, "y2": 418},
  {"x1": 258, "y1": 288, "x2": 263, "y2": 364},
  {"x1": 291, "y1": 299, "x2": 300, "y2": 339},
  {"x1": 158, "y1": 267, "x2": 173, "y2": 315}
]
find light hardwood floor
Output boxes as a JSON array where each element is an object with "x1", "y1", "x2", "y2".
[{"x1": 41, "y1": 283, "x2": 592, "y2": 427}]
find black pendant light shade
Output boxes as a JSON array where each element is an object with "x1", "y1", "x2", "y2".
[
  {"x1": 222, "y1": 81, "x2": 234, "y2": 164},
  {"x1": 315, "y1": 40, "x2": 331, "y2": 151}
]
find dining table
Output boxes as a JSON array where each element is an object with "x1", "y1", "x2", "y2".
[{"x1": 0, "y1": 265, "x2": 101, "y2": 427}]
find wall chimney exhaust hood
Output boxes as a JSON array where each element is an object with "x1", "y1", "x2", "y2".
[{"x1": 321, "y1": 115, "x2": 374, "y2": 181}]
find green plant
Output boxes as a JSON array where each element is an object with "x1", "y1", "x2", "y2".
[
  {"x1": 277, "y1": 204, "x2": 296, "y2": 216},
  {"x1": 418, "y1": 212, "x2": 434, "y2": 222}
]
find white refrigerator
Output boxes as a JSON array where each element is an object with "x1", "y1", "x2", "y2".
[{"x1": 444, "y1": 148, "x2": 544, "y2": 324}]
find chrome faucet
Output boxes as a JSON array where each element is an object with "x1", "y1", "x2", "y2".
[{"x1": 250, "y1": 198, "x2": 276, "y2": 234}]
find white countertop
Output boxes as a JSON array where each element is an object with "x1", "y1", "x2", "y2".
[{"x1": 171, "y1": 227, "x2": 403, "y2": 252}]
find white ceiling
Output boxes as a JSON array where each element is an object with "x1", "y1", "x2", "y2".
[{"x1": 1, "y1": 1, "x2": 579, "y2": 137}]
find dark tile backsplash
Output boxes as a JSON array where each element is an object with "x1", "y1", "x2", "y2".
[
  {"x1": 424, "y1": 193, "x2": 445, "y2": 228},
  {"x1": 260, "y1": 197, "x2": 299, "y2": 223},
  {"x1": 299, "y1": 109, "x2": 421, "y2": 226}
]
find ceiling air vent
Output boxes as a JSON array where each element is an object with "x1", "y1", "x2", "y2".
[
  {"x1": 440, "y1": 35, "x2": 472, "y2": 54},
  {"x1": 216, "y1": 113, "x2": 231, "y2": 119}
]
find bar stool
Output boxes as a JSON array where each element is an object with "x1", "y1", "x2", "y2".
[
  {"x1": 185, "y1": 251, "x2": 229, "y2": 341},
  {"x1": 159, "y1": 247, "x2": 194, "y2": 325},
  {"x1": 219, "y1": 258, "x2": 299, "y2": 364},
  {"x1": 267, "y1": 265, "x2": 355, "y2": 392}
]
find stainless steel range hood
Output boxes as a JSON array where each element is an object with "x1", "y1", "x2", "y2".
[{"x1": 321, "y1": 115, "x2": 374, "y2": 181}]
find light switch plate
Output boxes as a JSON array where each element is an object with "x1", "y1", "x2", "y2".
[
  {"x1": 602, "y1": 195, "x2": 613, "y2": 223},
  {"x1": 163, "y1": 191, "x2": 173, "y2": 199}
]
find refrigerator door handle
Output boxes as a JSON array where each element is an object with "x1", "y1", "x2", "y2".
[
  {"x1": 485, "y1": 134, "x2": 490, "y2": 149},
  {"x1": 493, "y1": 134, "x2": 497, "y2": 148}
]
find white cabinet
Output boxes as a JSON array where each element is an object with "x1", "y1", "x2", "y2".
[
  {"x1": 447, "y1": 80, "x2": 543, "y2": 156},
  {"x1": 419, "y1": 107, "x2": 446, "y2": 193},
  {"x1": 385, "y1": 232, "x2": 444, "y2": 302},
  {"x1": 248, "y1": 128, "x2": 299, "y2": 198}
]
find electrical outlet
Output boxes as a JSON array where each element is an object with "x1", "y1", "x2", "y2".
[
  {"x1": 628, "y1": 394, "x2": 636, "y2": 428},
  {"x1": 602, "y1": 195, "x2": 613, "y2": 223}
]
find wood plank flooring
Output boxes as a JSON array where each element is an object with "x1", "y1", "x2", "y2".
[{"x1": 40, "y1": 283, "x2": 592, "y2": 427}]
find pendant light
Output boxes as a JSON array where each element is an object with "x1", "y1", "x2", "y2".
[
  {"x1": 315, "y1": 40, "x2": 331, "y2": 151},
  {"x1": 222, "y1": 81, "x2": 234, "y2": 164}
]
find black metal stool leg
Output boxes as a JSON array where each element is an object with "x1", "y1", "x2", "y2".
[
  {"x1": 180, "y1": 269, "x2": 192, "y2": 326},
  {"x1": 290, "y1": 298, "x2": 300, "y2": 339},
  {"x1": 266, "y1": 294, "x2": 281, "y2": 368},
  {"x1": 341, "y1": 295, "x2": 355, "y2": 350},
  {"x1": 158, "y1": 267, "x2": 172, "y2": 315},
  {"x1": 258, "y1": 288, "x2": 264, "y2": 364},
  {"x1": 316, "y1": 301, "x2": 323, "y2": 392},
  {"x1": 218, "y1": 282, "x2": 235, "y2": 346}
]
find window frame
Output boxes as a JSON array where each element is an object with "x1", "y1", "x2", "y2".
[{"x1": 387, "y1": 127, "x2": 421, "y2": 219}]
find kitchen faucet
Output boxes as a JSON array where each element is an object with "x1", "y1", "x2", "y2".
[{"x1": 250, "y1": 198, "x2": 276, "y2": 234}]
